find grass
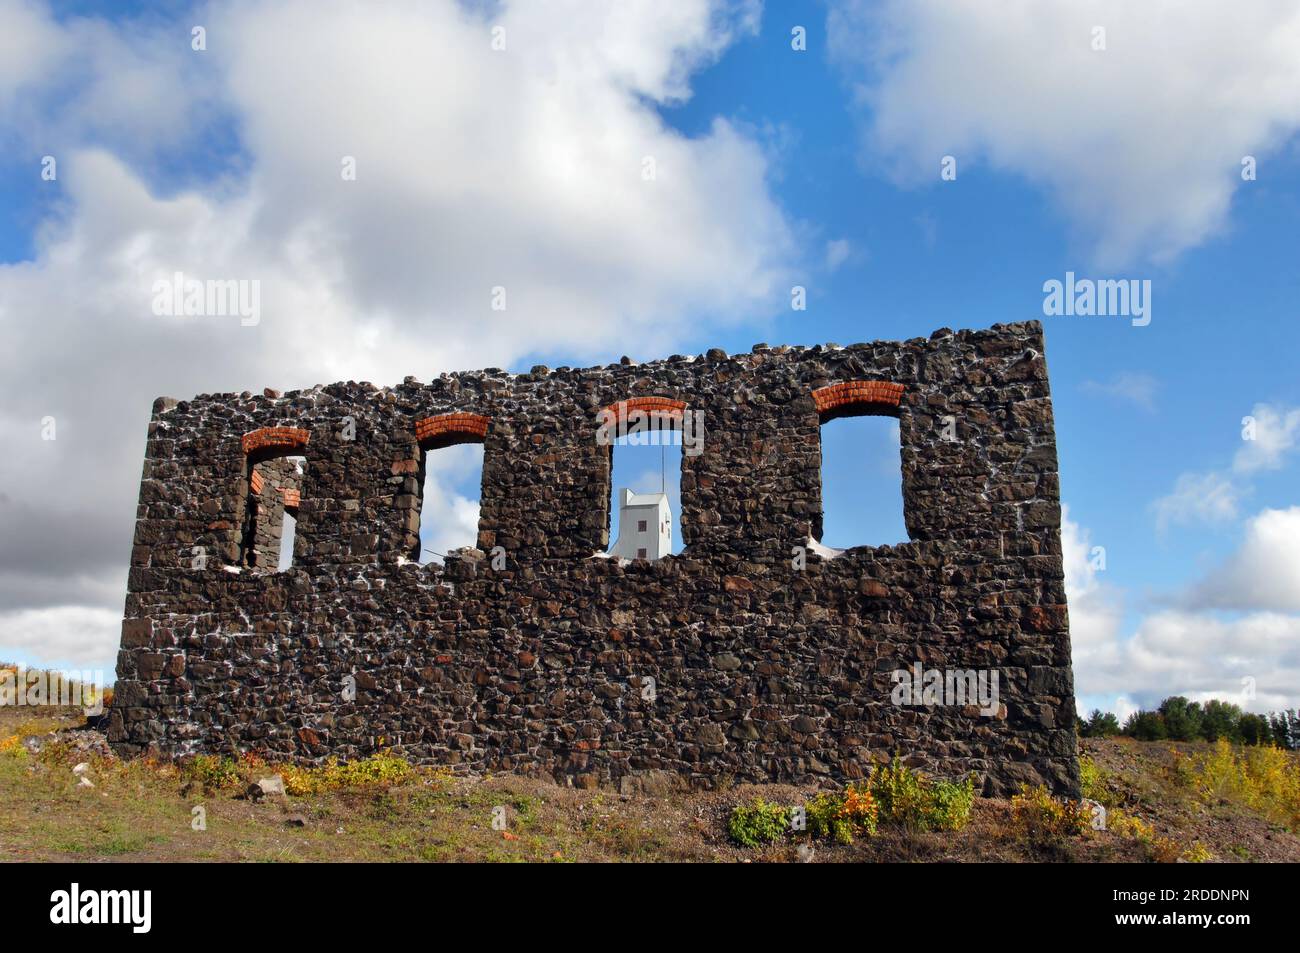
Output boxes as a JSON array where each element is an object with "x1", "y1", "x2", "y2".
[{"x1": 3, "y1": 708, "x2": 1299, "y2": 863}]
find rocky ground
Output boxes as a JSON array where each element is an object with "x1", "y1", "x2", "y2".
[{"x1": 2, "y1": 708, "x2": 1296, "y2": 862}]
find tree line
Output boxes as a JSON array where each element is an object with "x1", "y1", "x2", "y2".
[{"x1": 1077, "y1": 696, "x2": 1299, "y2": 748}]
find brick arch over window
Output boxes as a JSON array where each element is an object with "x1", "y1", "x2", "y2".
[
  {"x1": 600, "y1": 396, "x2": 687, "y2": 425},
  {"x1": 414, "y1": 412, "x2": 491, "y2": 450},
  {"x1": 812, "y1": 381, "x2": 904, "y2": 422},
  {"x1": 597, "y1": 396, "x2": 689, "y2": 558},
  {"x1": 241, "y1": 426, "x2": 310, "y2": 463},
  {"x1": 239, "y1": 427, "x2": 309, "y2": 569},
  {"x1": 405, "y1": 413, "x2": 492, "y2": 563},
  {"x1": 812, "y1": 380, "x2": 908, "y2": 547}
]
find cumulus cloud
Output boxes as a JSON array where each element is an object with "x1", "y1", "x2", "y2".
[
  {"x1": 0, "y1": 0, "x2": 798, "y2": 672},
  {"x1": 1147, "y1": 401, "x2": 1298, "y2": 534},
  {"x1": 0, "y1": 0, "x2": 217, "y2": 166},
  {"x1": 1066, "y1": 504, "x2": 1300, "y2": 714},
  {"x1": 1061, "y1": 505, "x2": 1124, "y2": 680},
  {"x1": 1151, "y1": 471, "x2": 1241, "y2": 532},
  {"x1": 1234, "y1": 402, "x2": 1300, "y2": 474},
  {"x1": 0, "y1": 606, "x2": 121, "y2": 671},
  {"x1": 1184, "y1": 507, "x2": 1300, "y2": 613},
  {"x1": 829, "y1": 0, "x2": 1300, "y2": 266},
  {"x1": 418, "y1": 444, "x2": 484, "y2": 563},
  {"x1": 1093, "y1": 610, "x2": 1300, "y2": 714}
]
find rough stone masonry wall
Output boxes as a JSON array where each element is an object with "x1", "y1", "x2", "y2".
[
  {"x1": 244, "y1": 456, "x2": 304, "y2": 569},
  {"x1": 109, "y1": 320, "x2": 1080, "y2": 797}
]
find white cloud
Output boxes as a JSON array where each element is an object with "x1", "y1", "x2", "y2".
[
  {"x1": 0, "y1": 0, "x2": 216, "y2": 165},
  {"x1": 1146, "y1": 401, "x2": 1298, "y2": 535},
  {"x1": 829, "y1": 0, "x2": 1300, "y2": 266},
  {"x1": 0, "y1": 606, "x2": 121, "y2": 671},
  {"x1": 1061, "y1": 505, "x2": 1125, "y2": 679},
  {"x1": 824, "y1": 238, "x2": 851, "y2": 270},
  {"x1": 1184, "y1": 506, "x2": 1300, "y2": 613},
  {"x1": 1109, "y1": 696, "x2": 1140, "y2": 724},
  {"x1": 0, "y1": 1, "x2": 62, "y2": 110},
  {"x1": 1081, "y1": 372, "x2": 1158, "y2": 412},
  {"x1": 1100, "y1": 610, "x2": 1300, "y2": 713},
  {"x1": 0, "y1": 0, "x2": 798, "y2": 672},
  {"x1": 1151, "y1": 471, "x2": 1241, "y2": 532},
  {"x1": 1066, "y1": 504, "x2": 1300, "y2": 714},
  {"x1": 418, "y1": 444, "x2": 484, "y2": 562},
  {"x1": 1234, "y1": 402, "x2": 1300, "y2": 473}
]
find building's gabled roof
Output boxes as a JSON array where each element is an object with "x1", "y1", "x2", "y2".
[{"x1": 619, "y1": 488, "x2": 669, "y2": 508}]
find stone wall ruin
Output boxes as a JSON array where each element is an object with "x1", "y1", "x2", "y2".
[{"x1": 109, "y1": 320, "x2": 1080, "y2": 796}]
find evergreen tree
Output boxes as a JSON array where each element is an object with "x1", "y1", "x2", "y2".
[
  {"x1": 1269, "y1": 709, "x2": 1300, "y2": 749},
  {"x1": 1239, "y1": 713, "x2": 1271, "y2": 746},
  {"x1": 1084, "y1": 709, "x2": 1121, "y2": 737},
  {"x1": 1124, "y1": 709, "x2": 1167, "y2": 740},
  {"x1": 1200, "y1": 699, "x2": 1243, "y2": 742},
  {"x1": 1158, "y1": 696, "x2": 1204, "y2": 741}
]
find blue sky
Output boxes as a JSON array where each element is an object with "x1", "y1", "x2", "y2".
[
  {"x1": 642, "y1": 10, "x2": 1300, "y2": 591},
  {"x1": 638, "y1": 9, "x2": 1300, "y2": 720},
  {"x1": 2, "y1": 0, "x2": 1298, "y2": 720},
  {"x1": 548, "y1": 5, "x2": 1300, "y2": 720}
]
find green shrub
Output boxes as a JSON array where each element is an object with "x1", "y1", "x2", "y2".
[
  {"x1": 180, "y1": 754, "x2": 242, "y2": 792},
  {"x1": 868, "y1": 756, "x2": 976, "y2": 832},
  {"x1": 870, "y1": 757, "x2": 931, "y2": 828},
  {"x1": 727, "y1": 798, "x2": 790, "y2": 847},
  {"x1": 804, "y1": 784, "x2": 879, "y2": 845},
  {"x1": 1010, "y1": 784, "x2": 1091, "y2": 845},
  {"x1": 1078, "y1": 754, "x2": 1113, "y2": 806},
  {"x1": 927, "y1": 774, "x2": 977, "y2": 831},
  {"x1": 805, "y1": 791, "x2": 852, "y2": 844},
  {"x1": 728, "y1": 759, "x2": 973, "y2": 848},
  {"x1": 280, "y1": 753, "x2": 417, "y2": 795}
]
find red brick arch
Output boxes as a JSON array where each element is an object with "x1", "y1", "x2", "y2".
[
  {"x1": 600, "y1": 396, "x2": 687, "y2": 424},
  {"x1": 415, "y1": 412, "x2": 491, "y2": 449},
  {"x1": 241, "y1": 426, "x2": 310, "y2": 456},
  {"x1": 812, "y1": 381, "x2": 904, "y2": 422}
]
